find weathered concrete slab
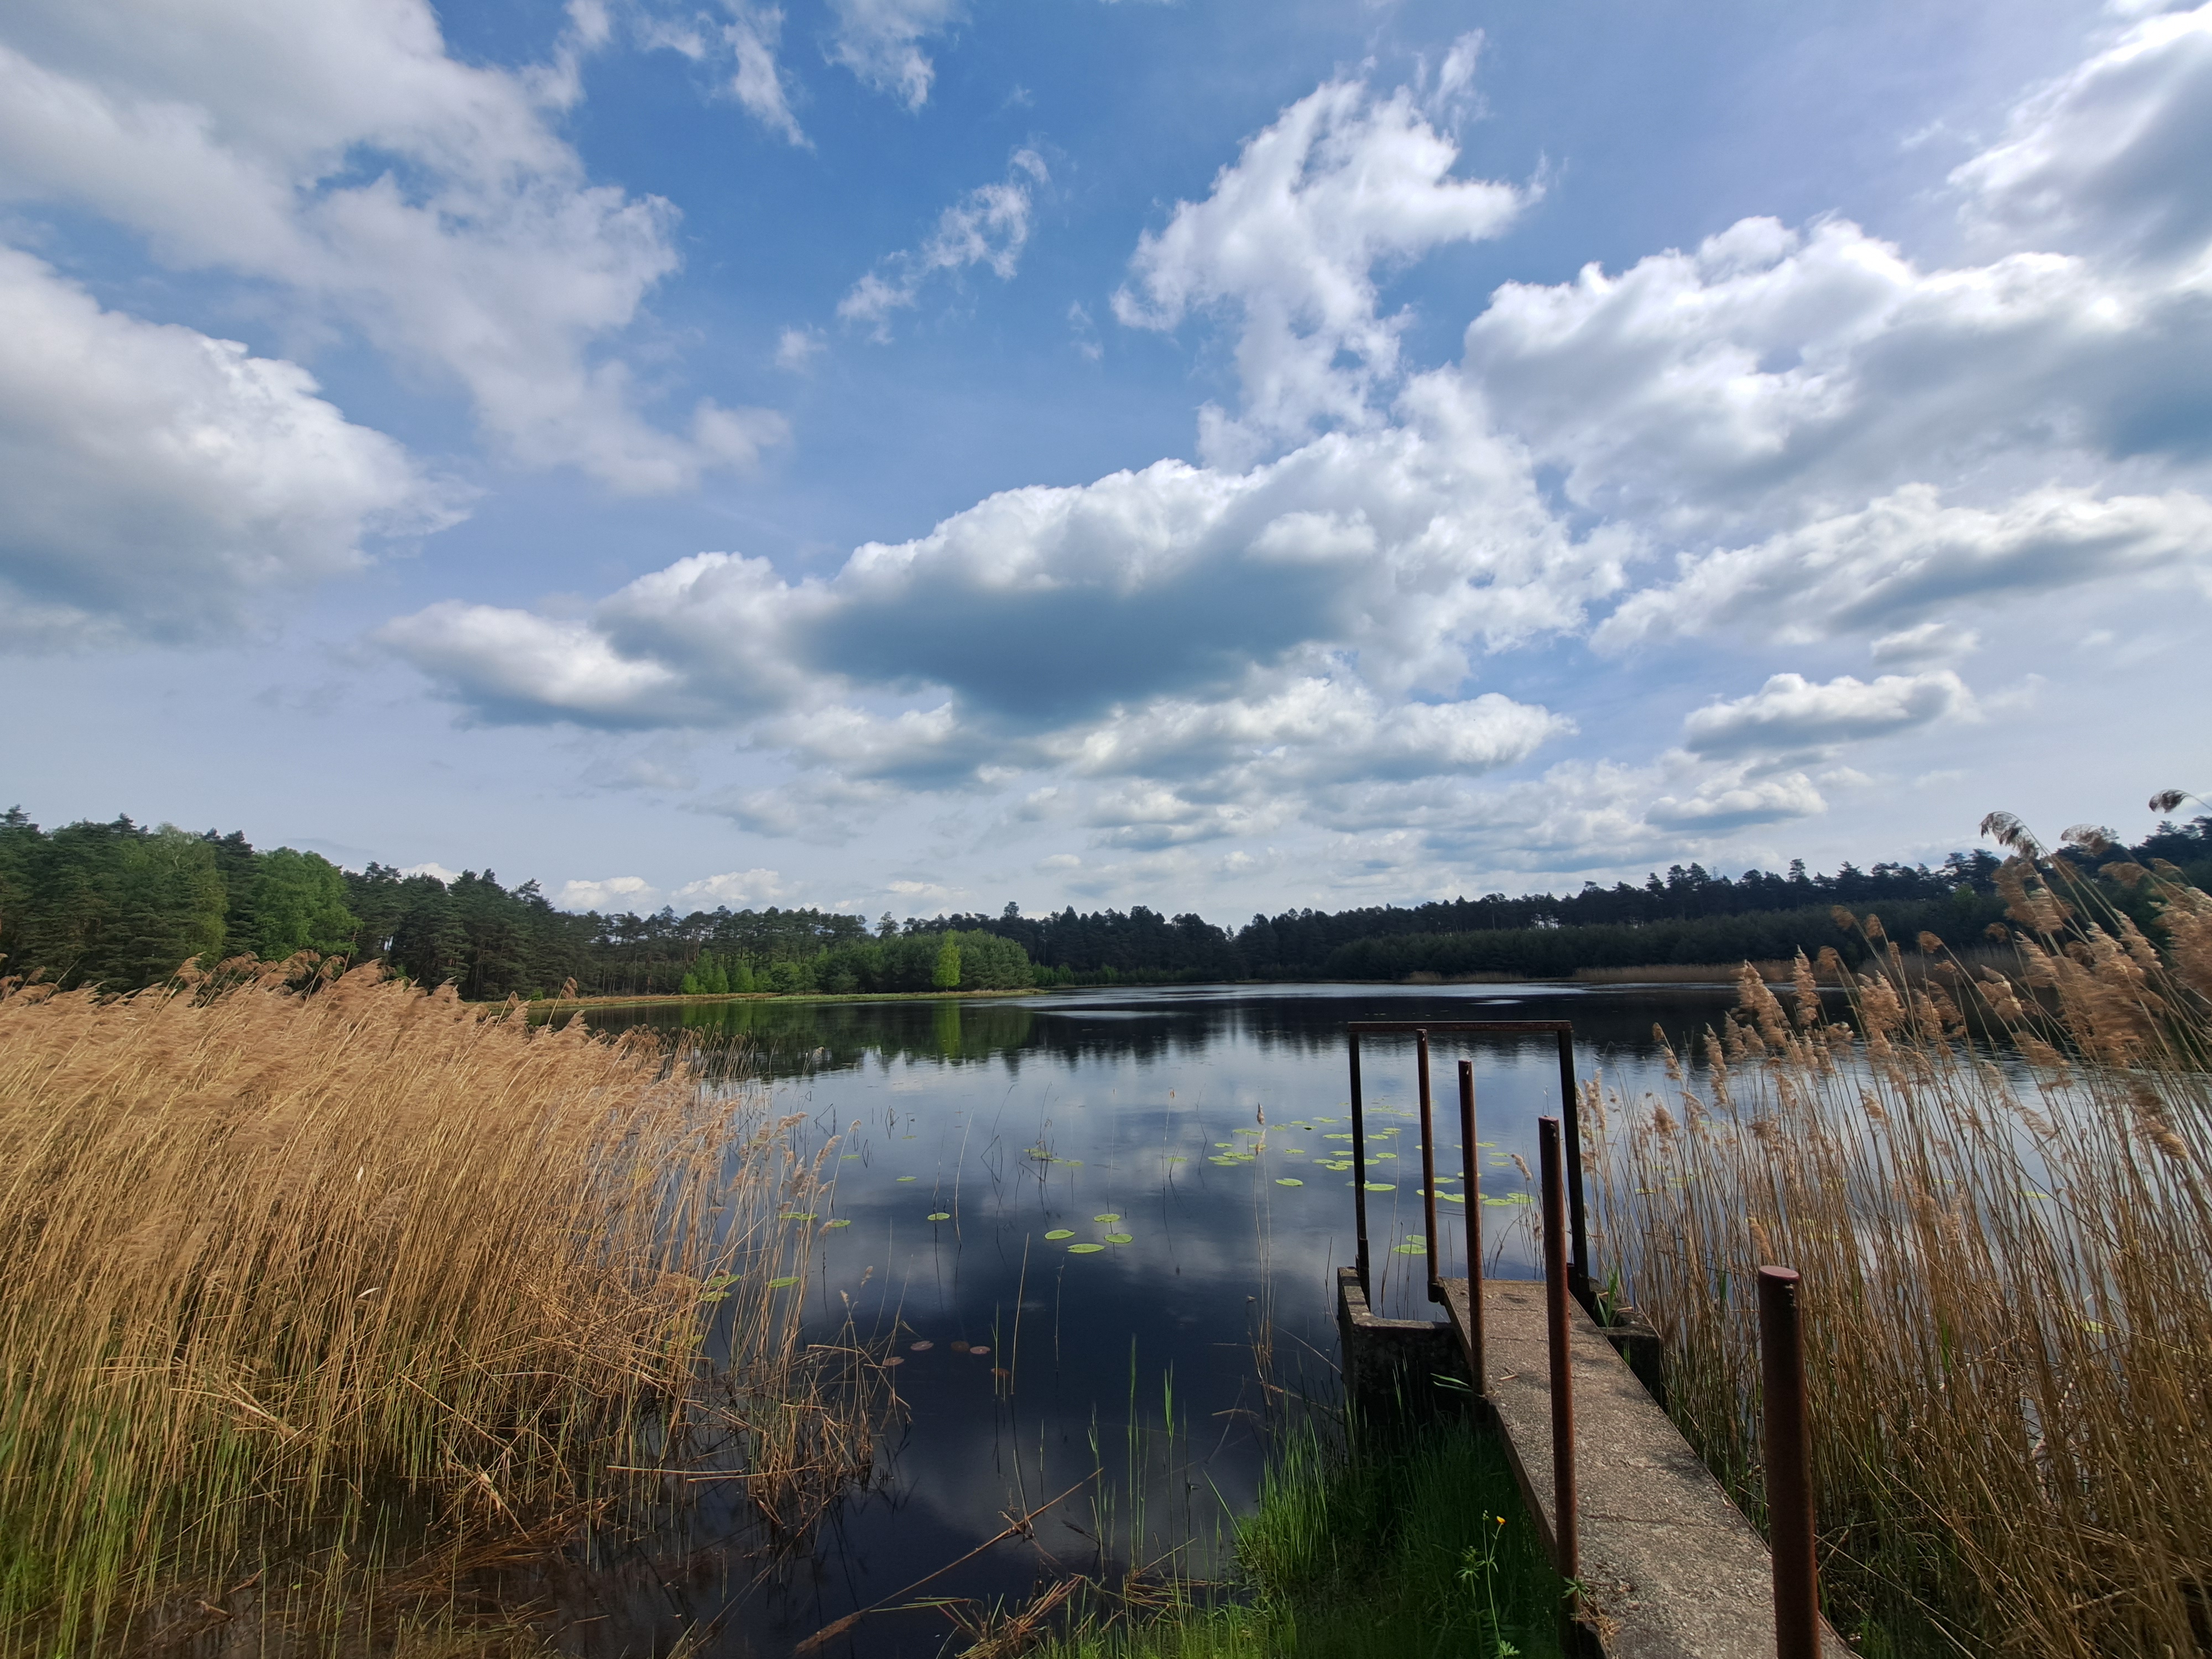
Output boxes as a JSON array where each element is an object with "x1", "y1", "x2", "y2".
[
  {"x1": 1462, "y1": 1276, "x2": 1854, "y2": 1658},
  {"x1": 1335, "y1": 1266, "x2": 1470, "y2": 1425}
]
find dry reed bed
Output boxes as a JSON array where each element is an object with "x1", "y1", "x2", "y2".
[
  {"x1": 1586, "y1": 847, "x2": 2212, "y2": 1656},
  {"x1": 0, "y1": 960, "x2": 870, "y2": 1655}
]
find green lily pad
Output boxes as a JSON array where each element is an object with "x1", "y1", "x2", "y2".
[
  {"x1": 1275, "y1": 1177, "x2": 1303, "y2": 1186},
  {"x1": 1392, "y1": 1243, "x2": 1423, "y2": 1255},
  {"x1": 1103, "y1": 1232, "x2": 1133, "y2": 1244},
  {"x1": 823, "y1": 1218, "x2": 851, "y2": 1228},
  {"x1": 1045, "y1": 1229, "x2": 1075, "y2": 1240},
  {"x1": 766, "y1": 1276, "x2": 800, "y2": 1289},
  {"x1": 926, "y1": 1211, "x2": 952, "y2": 1221},
  {"x1": 1440, "y1": 1192, "x2": 1467, "y2": 1204},
  {"x1": 1093, "y1": 1213, "x2": 1121, "y2": 1223},
  {"x1": 780, "y1": 1212, "x2": 817, "y2": 1222},
  {"x1": 1067, "y1": 1242, "x2": 1105, "y2": 1254},
  {"x1": 1483, "y1": 1193, "x2": 1532, "y2": 1207},
  {"x1": 895, "y1": 1175, "x2": 918, "y2": 1182},
  {"x1": 1363, "y1": 1182, "x2": 1395, "y2": 1192}
]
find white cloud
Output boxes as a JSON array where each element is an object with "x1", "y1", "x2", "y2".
[
  {"x1": 0, "y1": 247, "x2": 452, "y2": 649},
  {"x1": 1115, "y1": 76, "x2": 1528, "y2": 465},
  {"x1": 825, "y1": 0, "x2": 963, "y2": 110},
  {"x1": 721, "y1": 2, "x2": 807, "y2": 144},
  {"x1": 671, "y1": 867, "x2": 787, "y2": 906},
  {"x1": 0, "y1": 0, "x2": 780, "y2": 492},
  {"x1": 1326, "y1": 753, "x2": 1832, "y2": 873},
  {"x1": 557, "y1": 874, "x2": 659, "y2": 911},
  {"x1": 839, "y1": 150, "x2": 1050, "y2": 337},
  {"x1": 399, "y1": 861, "x2": 465, "y2": 883},
  {"x1": 775, "y1": 326, "x2": 825, "y2": 370},
  {"x1": 1680, "y1": 671, "x2": 1974, "y2": 759},
  {"x1": 1869, "y1": 621, "x2": 1980, "y2": 666},
  {"x1": 1597, "y1": 486, "x2": 2212, "y2": 649},
  {"x1": 1953, "y1": 3, "x2": 2212, "y2": 264}
]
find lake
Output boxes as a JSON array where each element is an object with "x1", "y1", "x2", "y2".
[{"x1": 553, "y1": 980, "x2": 1746, "y2": 1657}]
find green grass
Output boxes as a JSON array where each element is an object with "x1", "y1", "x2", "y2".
[{"x1": 1045, "y1": 1416, "x2": 1566, "y2": 1659}]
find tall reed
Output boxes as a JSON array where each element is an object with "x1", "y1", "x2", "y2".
[
  {"x1": 1586, "y1": 841, "x2": 2212, "y2": 1656},
  {"x1": 0, "y1": 959, "x2": 853, "y2": 1653}
]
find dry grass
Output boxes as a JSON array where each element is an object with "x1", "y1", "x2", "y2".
[
  {"x1": 0, "y1": 959, "x2": 873, "y2": 1655},
  {"x1": 1585, "y1": 849, "x2": 2212, "y2": 1656}
]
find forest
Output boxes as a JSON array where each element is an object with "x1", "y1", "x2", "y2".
[{"x1": 3, "y1": 803, "x2": 2207, "y2": 1000}]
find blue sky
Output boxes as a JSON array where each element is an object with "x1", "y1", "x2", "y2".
[{"x1": 2, "y1": 0, "x2": 2207, "y2": 919}]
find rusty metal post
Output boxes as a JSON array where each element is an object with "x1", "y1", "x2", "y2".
[
  {"x1": 1557, "y1": 1030, "x2": 1589, "y2": 1298},
  {"x1": 1349, "y1": 1035, "x2": 1370, "y2": 1298},
  {"x1": 1458, "y1": 1058, "x2": 1483, "y2": 1385},
  {"x1": 1760, "y1": 1266, "x2": 1818, "y2": 1659},
  {"x1": 1417, "y1": 1029, "x2": 1440, "y2": 1302},
  {"x1": 1540, "y1": 1117, "x2": 1578, "y2": 1584}
]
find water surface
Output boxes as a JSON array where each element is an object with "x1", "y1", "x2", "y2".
[{"x1": 559, "y1": 980, "x2": 1742, "y2": 1657}]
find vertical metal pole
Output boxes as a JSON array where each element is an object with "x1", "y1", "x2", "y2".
[
  {"x1": 1349, "y1": 1035, "x2": 1370, "y2": 1298},
  {"x1": 1418, "y1": 1029, "x2": 1440, "y2": 1302},
  {"x1": 1760, "y1": 1266, "x2": 1819, "y2": 1659},
  {"x1": 1458, "y1": 1058, "x2": 1484, "y2": 1386},
  {"x1": 1557, "y1": 1030, "x2": 1589, "y2": 1297},
  {"x1": 1540, "y1": 1117, "x2": 1578, "y2": 1586}
]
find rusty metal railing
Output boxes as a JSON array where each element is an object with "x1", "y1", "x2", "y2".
[
  {"x1": 1343, "y1": 1020, "x2": 1586, "y2": 1306},
  {"x1": 1760, "y1": 1265, "x2": 1818, "y2": 1659}
]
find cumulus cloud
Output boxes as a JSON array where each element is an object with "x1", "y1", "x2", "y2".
[
  {"x1": 1597, "y1": 486, "x2": 2212, "y2": 649},
  {"x1": 671, "y1": 867, "x2": 787, "y2": 905},
  {"x1": 1954, "y1": 3, "x2": 2212, "y2": 264},
  {"x1": 1323, "y1": 753, "x2": 1832, "y2": 873},
  {"x1": 401, "y1": 20, "x2": 2212, "y2": 876},
  {"x1": 0, "y1": 248, "x2": 452, "y2": 649},
  {"x1": 1680, "y1": 671, "x2": 1973, "y2": 759},
  {"x1": 825, "y1": 0, "x2": 962, "y2": 110},
  {"x1": 1117, "y1": 78, "x2": 1528, "y2": 466},
  {"x1": 557, "y1": 874, "x2": 659, "y2": 911},
  {"x1": 0, "y1": 0, "x2": 780, "y2": 492},
  {"x1": 840, "y1": 150, "x2": 1050, "y2": 337}
]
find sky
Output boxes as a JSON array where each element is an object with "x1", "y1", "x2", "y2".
[{"x1": 1, "y1": 0, "x2": 2208, "y2": 922}]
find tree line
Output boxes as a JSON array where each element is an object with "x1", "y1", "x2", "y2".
[{"x1": 3, "y1": 804, "x2": 2205, "y2": 999}]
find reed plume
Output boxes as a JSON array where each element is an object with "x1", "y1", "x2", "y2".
[
  {"x1": 1588, "y1": 841, "x2": 2212, "y2": 1656},
  {"x1": 0, "y1": 959, "x2": 855, "y2": 1653}
]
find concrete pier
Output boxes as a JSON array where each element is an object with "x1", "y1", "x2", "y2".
[{"x1": 1340, "y1": 1269, "x2": 1854, "y2": 1658}]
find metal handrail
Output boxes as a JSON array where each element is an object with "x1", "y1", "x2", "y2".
[{"x1": 1343, "y1": 1020, "x2": 1586, "y2": 1299}]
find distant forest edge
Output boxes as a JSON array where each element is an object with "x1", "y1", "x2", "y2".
[{"x1": 3, "y1": 804, "x2": 2208, "y2": 1000}]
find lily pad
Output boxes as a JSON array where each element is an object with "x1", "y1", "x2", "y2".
[
  {"x1": 895, "y1": 1175, "x2": 918, "y2": 1182},
  {"x1": 1363, "y1": 1182, "x2": 1395, "y2": 1192},
  {"x1": 910, "y1": 1340, "x2": 934, "y2": 1351},
  {"x1": 823, "y1": 1218, "x2": 852, "y2": 1228},
  {"x1": 1103, "y1": 1232, "x2": 1133, "y2": 1245},
  {"x1": 1275, "y1": 1177, "x2": 1303, "y2": 1187},
  {"x1": 970, "y1": 1344, "x2": 989, "y2": 1355},
  {"x1": 1483, "y1": 1193, "x2": 1532, "y2": 1207},
  {"x1": 1392, "y1": 1244, "x2": 1424, "y2": 1255},
  {"x1": 780, "y1": 1212, "x2": 818, "y2": 1222},
  {"x1": 766, "y1": 1276, "x2": 800, "y2": 1289},
  {"x1": 926, "y1": 1211, "x2": 952, "y2": 1221},
  {"x1": 1093, "y1": 1212, "x2": 1122, "y2": 1222},
  {"x1": 1045, "y1": 1228, "x2": 1075, "y2": 1240},
  {"x1": 950, "y1": 1340, "x2": 971, "y2": 1353},
  {"x1": 1067, "y1": 1242, "x2": 1105, "y2": 1254},
  {"x1": 1440, "y1": 1193, "x2": 1467, "y2": 1204}
]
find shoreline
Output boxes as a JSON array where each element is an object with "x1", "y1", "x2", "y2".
[{"x1": 530, "y1": 961, "x2": 1808, "y2": 1014}]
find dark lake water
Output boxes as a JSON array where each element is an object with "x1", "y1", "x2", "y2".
[{"x1": 554, "y1": 980, "x2": 1747, "y2": 1657}]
